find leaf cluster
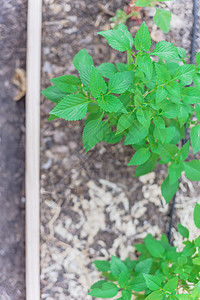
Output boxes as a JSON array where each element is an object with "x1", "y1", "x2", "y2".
[
  {"x1": 89, "y1": 204, "x2": 200, "y2": 299},
  {"x1": 42, "y1": 22, "x2": 200, "y2": 203}
]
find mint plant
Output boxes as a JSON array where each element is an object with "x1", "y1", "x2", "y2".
[
  {"x1": 89, "y1": 204, "x2": 200, "y2": 299},
  {"x1": 42, "y1": 22, "x2": 200, "y2": 204}
]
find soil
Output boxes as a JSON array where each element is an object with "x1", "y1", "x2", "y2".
[
  {"x1": 0, "y1": 1, "x2": 27, "y2": 299},
  {"x1": 40, "y1": 1, "x2": 200, "y2": 299}
]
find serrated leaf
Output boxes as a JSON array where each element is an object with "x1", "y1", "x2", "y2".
[
  {"x1": 179, "y1": 141, "x2": 190, "y2": 161},
  {"x1": 163, "y1": 277, "x2": 178, "y2": 293},
  {"x1": 73, "y1": 48, "x2": 93, "y2": 71},
  {"x1": 110, "y1": 256, "x2": 128, "y2": 277},
  {"x1": 89, "y1": 281, "x2": 119, "y2": 298},
  {"x1": 137, "y1": 54, "x2": 153, "y2": 80},
  {"x1": 135, "y1": 153, "x2": 159, "y2": 177},
  {"x1": 193, "y1": 257, "x2": 200, "y2": 265},
  {"x1": 182, "y1": 87, "x2": 200, "y2": 104},
  {"x1": 48, "y1": 114, "x2": 59, "y2": 121},
  {"x1": 124, "y1": 121, "x2": 149, "y2": 145},
  {"x1": 195, "y1": 104, "x2": 200, "y2": 121},
  {"x1": 90, "y1": 66, "x2": 107, "y2": 98},
  {"x1": 134, "y1": 22, "x2": 151, "y2": 52},
  {"x1": 50, "y1": 75, "x2": 79, "y2": 93},
  {"x1": 116, "y1": 62, "x2": 129, "y2": 72},
  {"x1": 97, "y1": 63, "x2": 118, "y2": 79},
  {"x1": 49, "y1": 94, "x2": 90, "y2": 121},
  {"x1": 178, "y1": 103, "x2": 190, "y2": 127},
  {"x1": 154, "y1": 117, "x2": 165, "y2": 128},
  {"x1": 98, "y1": 95, "x2": 127, "y2": 113},
  {"x1": 122, "y1": 290, "x2": 131, "y2": 300},
  {"x1": 156, "y1": 63, "x2": 171, "y2": 83},
  {"x1": 103, "y1": 121, "x2": 122, "y2": 144},
  {"x1": 151, "y1": 41, "x2": 179, "y2": 61},
  {"x1": 78, "y1": 64, "x2": 92, "y2": 87},
  {"x1": 184, "y1": 160, "x2": 200, "y2": 181},
  {"x1": 116, "y1": 113, "x2": 135, "y2": 134},
  {"x1": 194, "y1": 203, "x2": 200, "y2": 229},
  {"x1": 145, "y1": 235, "x2": 165, "y2": 258},
  {"x1": 156, "y1": 86, "x2": 168, "y2": 103},
  {"x1": 94, "y1": 260, "x2": 110, "y2": 272},
  {"x1": 41, "y1": 86, "x2": 68, "y2": 103},
  {"x1": 162, "y1": 103, "x2": 180, "y2": 119},
  {"x1": 83, "y1": 117, "x2": 103, "y2": 152},
  {"x1": 143, "y1": 274, "x2": 161, "y2": 291},
  {"x1": 191, "y1": 124, "x2": 200, "y2": 154},
  {"x1": 153, "y1": 9, "x2": 171, "y2": 34},
  {"x1": 108, "y1": 71, "x2": 133, "y2": 94},
  {"x1": 175, "y1": 65, "x2": 195, "y2": 85},
  {"x1": 136, "y1": 108, "x2": 151, "y2": 127},
  {"x1": 177, "y1": 223, "x2": 189, "y2": 239},
  {"x1": 167, "y1": 81, "x2": 181, "y2": 104},
  {"x1": 158, "y1": 143, "x2": 178, "y2": 162},
  {"x1": 128, "y1": 148, "x2": 151, "y2": 166},
  {"x1": 161, "y1": 176, "x2": 179, "y2": 203},
  {"x1": 98, "y1": 23, "x2": 133, "y2": 52}
]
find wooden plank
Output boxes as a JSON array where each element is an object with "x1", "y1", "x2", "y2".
[{"x1": 26, "y1": 0, "x2": 42, "y2": 299}]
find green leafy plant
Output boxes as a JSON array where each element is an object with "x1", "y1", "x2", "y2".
[
  {"x1": 113, "y1": 0, "x2": 172, "y2": 33},
  {"x1": 89, "y1": 205, "x2": 200, "y2": 299},
  {"x1": 42, "y1": 22, "x2": 200, "y2": 204}
]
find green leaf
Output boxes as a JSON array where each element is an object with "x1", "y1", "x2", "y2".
[
  {"x1": 122, "y1": 290, "x2": 131, "y2": 300},
  {"x1": 94, "y1": 260, "x2": 110, "y2": 272},
  {"x1": 136, "y1": 108, "x2": 152, "y2": 127},
  {"x1": 128, "y1": 148, "x2": 151, "y2": 166},
  {"x1": 175, "y1": 65, "x2": 195, "y2": 85},
  {"x1": 193, "y1": 73, "x2": 200, "y2": 88},
  {"x1": 50, "y1": 75, "x2": 79, "y2": 93},
  {"x1": 97, "y1": 63, "x2": 118, "y2": 79},
  {"x1": 143, "y1": 274, "x2": 161, "y2": 291},
  {"x1": 196, "y1": 52, "x2": 200, "y2": 66},
  {"x1": 73, "y1": 48, "x2": 93, "y2": 71},
  {"x1": 158, "y1": 143, "x2": 178, "y2": 162},
  {"x1": 108, "y1": 71, "x2": 134, "y2": 94},
  {"x1": 41, "y1": 86, "x2": 68, "y2": 103},
  {"x1": 191, "y1": 124, "x2": 200, "y2": 154},
  {"x1": 182, "y1": 87, "x2": 200, "y2": 104},
  {"x1": 183, "y1": 242, "x2": 196, "y2": 257},
  {"x1": 163, "y1": 277, "x2": 178, "y2": 293},
  {"x1": 135, "y1": 154, "x2": 159, "y2": 177},
  {"x1": 161, "y1": 176, "x2": 179, "y2": 203},
  {"x1": 156, "y1": 86, "x2": 168, "y2": 103},
  {"x1": 135, "y1": 258, "x2": 153, "y2": 275},
  {"x1": 154, "y1": 117, "x2": 165, "y2": 129},
  {"x1": 178, "y1": 141, "x2": 190, "y2": 161},
  {"x1": 184, "y1": 160, "x2": 200, "y2": 181},
  {"x1": 48, "y1": 114, "x2": 59, "y2": 121},
  {"x1": 78, "y1": 64, "x2": 92, "y2": 88},
  {"x1": 192, "y1": 257, "x2": 200, "y2": 265},
  {"x1": 156, "y1": 64, "x2": 171, "y2": 83},
  {"x1": 98, "y1": 23, "x2": 133, "y2": 52},
  {"x1": 131, "y1": 274, "x2": 147, "y2": 292},
  {"x1": 167, "y1": 81, "x2": 181, "y2": 104},
  {"x1": 145, "y1": 235, "x2": 165, "y2": 258},
  {"x1": 116, "y1": 62, "x2": 129, "y2": 72},
  {"x1": 192, "y1": 282, "x2": 200, "y2": 298},
  {"x1": 134, "y1": 22, "x2": 151, "y2": 52},
  {"x1": 89, "y1": 281, "x2": 119, "y2": 298},
  {"x1": 195, "y1": 104, "x2": 200, "y2": 121},
  {"x1": 90, "y1": 66, "x2": 107, "y2": 98},
  {"x1": 110, "y1": 256, "x2": 128, "y2": 277},
  {"x1": 178, "y1": 103, "x2": 190, "y2": 127},
  {"x1": 194, "y1": 203, "x2": 200, "y2": 229},
  {"x1": 145, "y1": 290, "x2": 163, "y2": 300},
  {"x1": 83, "y1": 117, "x2": 103, "y2": 153},
  {"x1": 177, "y1": 223, "x2": 189, "y2": 239},
  {"x1": 151, "y1": 41, "x2": 179, "y2": 61},
  {"x1": 153, "y1": 9, "x2": 171, "y2": 33},
  {"x1": 49, "y1": 94, "x2": 90, "y2": 121},
  {"x1": 116, "y1": 113, "x2": 135, "y2": 134},
  {"x1": 162, "y1": 103, "x2": 180, "y2": 119},
  {"x1": 168, "y1": 162, "x2": 183, "y2": 184},
  {"x1": 98, "y1": 95, "x2": 127, "y2": 113},
  {"x1": 124, "y1": 121, "x2": 149, "y2": 145},
  {"x1": 135, "y1": 0, "x2": 151, "y2": 7},
  {"x1": 137, "y1": 54, "x2": 153, "y2": 80},
  {"x1": 195, "y1": 236, "x2": 200, "y2": 247}
]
